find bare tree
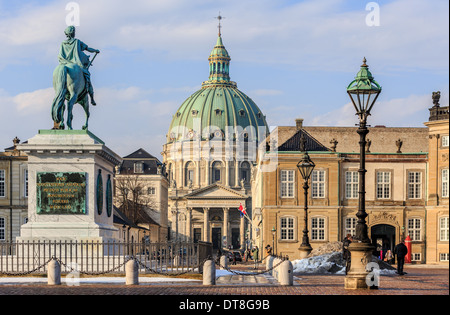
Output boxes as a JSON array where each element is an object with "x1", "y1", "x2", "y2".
[{"x1": 114, "y1": 174, "x2": 156, "y2": 225}]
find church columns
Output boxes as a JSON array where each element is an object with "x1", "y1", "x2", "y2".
[
  {"x1": 240, "y1": 207, "x2": 246, "y2": 250},
  {"x1": 186, "y1": 208, "x2": 192, "y2": 241},
  {"x1": 171, "y1": 209, "x2": 178, "y2": 241},
  {"x1": 235, "y1": 160, "x2": 240, "y2": 187},
  {"x1": 205, "y1": 160, "x2": 210, "y2": 186},
  {"x1": 225, "y1": 161, "x2": 230, "y2": 186},
  {"x1": 203, "y1": 207, "x2": 210, "y2": 242},
  {"x1": 223, "y1": 207, "x2": 229, "y2": 248}
]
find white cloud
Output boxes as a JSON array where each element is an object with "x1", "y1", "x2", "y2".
[
  {"x1": 0, "y1": 0, "x2": 447, "y2": 71},
  {"x1": 13, "y1": 88, "x2": 54, "y2": 113}
]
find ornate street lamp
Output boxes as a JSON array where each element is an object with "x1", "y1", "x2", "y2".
[
  {"x1": 297, "y1": 152, "x2": 315, "y2": 258},
  {"x1": 345, "y1": 58, "x2": 382, "y2": 290},
  {"x1": 271, "y1": 227, "x2": 276, "y2": 256}
]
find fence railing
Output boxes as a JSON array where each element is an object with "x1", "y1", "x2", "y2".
[{"x1": 0, "y1": 240, "x2": 212, "y2": 276}]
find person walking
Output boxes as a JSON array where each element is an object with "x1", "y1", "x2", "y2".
[
  {"x1": 342, "y1": 234, "x2": 352, "y2": 275},
  {"x1": 394, "y1": 239, "x2": 408, "y2": 275}
]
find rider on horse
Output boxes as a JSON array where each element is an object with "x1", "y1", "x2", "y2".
[{"x1": 58, "y1": 26, "x2": 100, "y2": 106}]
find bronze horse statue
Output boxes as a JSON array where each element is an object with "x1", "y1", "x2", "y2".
[{"x1": 51, "y1": 26, "x2": 99, "y2": 130}]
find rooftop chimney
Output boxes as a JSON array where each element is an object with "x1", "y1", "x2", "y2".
[{"x1": 296, "y1": 118, "x2": 304, "y2": 130}]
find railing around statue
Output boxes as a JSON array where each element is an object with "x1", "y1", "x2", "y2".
[{"x1": 0, "y1": 240, "x2": 211, "y2": 276}]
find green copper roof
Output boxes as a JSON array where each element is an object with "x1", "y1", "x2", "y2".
[
  {"x1": 168, "y1": 35, "x2": 268, "y2": 144},
  {"x1": 347, "y1": 58, "x2": 382, "y2": 94}
]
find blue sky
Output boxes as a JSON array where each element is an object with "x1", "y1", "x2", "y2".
[{"x1": 0, "y1": 0, "x2": 448, "y2": 159}]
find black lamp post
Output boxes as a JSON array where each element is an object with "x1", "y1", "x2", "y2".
[
  {"x1": 346, "y1": 57, "x2": 382, "y2": 243},
  {"x1": 271, "y1": 227, "x2": 276, "y2": 256},
  {"x1": 297, "y1": 152, "x2": 315, "y2": 257},
  {"x1": 345, "y1": 58, "x2": 382, "y2": 290}
]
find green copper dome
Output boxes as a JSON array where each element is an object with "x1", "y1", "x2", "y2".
[{"x1": 168, "y1": 35, "x2": 269, "y2": 144}]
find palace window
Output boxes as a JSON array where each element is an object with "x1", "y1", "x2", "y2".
[
  {"x1": 280, "y1": 170, "x2": 295, "y2": 198},
  {"x1": 376, "y1": 171, "x2": 391, "y2": 199},
  {"x1": 147, "y1": 187, "x2": 156, "y2": 195},
  {"x1": 280, "y1": 217, "x2": 295, "y2": 241},
  {"x1": 408, "y1": 218, "x2": 422, "y2": 241},
  {"x1": 345, "y1": 171, "x2": 358, "y2": 199},
  {"x1": 24, "y1": 169, "x2": 28, "y2": 198},
  {"x1": 134, "y1": 162, "x2": 144, "y2": 174},
  {"x1": 311, "y1": 170, "x2": 325, "y2": 198},
  {"x1": 311, "y1": 217, "x2": 326, "y2": 241},
  {"x1": 0, "y1": 170, "x2": 5, "y2": 198},
  {"x1": 440, "y1": 217, "x2": 449, "y2": 242},
  {"x1": 442, "y1": 169, "x2": 449, "y2": 198},
  {"x1": 442, "y1": 135, "x2": 449, "y2": 147},
  {"x1": 0, "y1": 217, "x2": 5, "y2": 240},
  {"x1": 408, "y1": 172, "x2": 422, "y2": 199},
  {"x1": 440, "y1": 253, "x2": 449, "y2": 262},
  {"x1": 411, "y1": 253, "x2": 422, "y2": 262},
  {"x1": 345, "y1": 217, "x2": 357, "y2": 237}
]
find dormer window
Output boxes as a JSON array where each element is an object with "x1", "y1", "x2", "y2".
[
  {"x1": 134, "y1": 162, "x2": 144, "y2": 174},
  {"x1": 215, "y1": 109, "x2": 222, "y2": 116},
  {"x1": 239, "y1": 109, "x2": 246, "y2": 117},
  {"x1": 192, "y1": 110, "x2": 198, "y2": 116}
]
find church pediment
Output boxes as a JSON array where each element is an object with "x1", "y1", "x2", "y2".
[{"x1": 184, "y1": 184, "x2": 248, "y2": 200}]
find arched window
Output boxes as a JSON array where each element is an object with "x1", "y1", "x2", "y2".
[
  {"x1": 185, "y1": 162, "x2": 195, "y2": 187},
  {"x1": 240, "y1": 161, "x2": 251, "y2": 183},
  {"x1": 212, "y1": 161, "x2": 223, "y2": 184}
]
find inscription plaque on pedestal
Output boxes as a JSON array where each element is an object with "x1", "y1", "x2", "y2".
[{"x1": 36, "y1": 172, "x2": 87, "y2": 215}]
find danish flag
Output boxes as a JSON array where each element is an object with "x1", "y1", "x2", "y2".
[{"x1": 239, "y1": 203, "x2": 247, "y2": 216}]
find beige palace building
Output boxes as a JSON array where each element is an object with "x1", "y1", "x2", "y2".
[{"x1": 253, "y1": 97, "x2": 449, "y2": 264}]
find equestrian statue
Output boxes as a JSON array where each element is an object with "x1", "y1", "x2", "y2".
[{"x1": 51, "y1": 26, "x2": 100, "y2": 130}]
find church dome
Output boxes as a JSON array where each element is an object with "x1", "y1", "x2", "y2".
[{"x1": 167, "y1": 34, "x2": 269, "y2": 144}]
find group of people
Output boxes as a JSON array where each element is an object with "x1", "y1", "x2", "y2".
[{"x1": 342, "y1": 234, "x2": 409, "y2": 276}]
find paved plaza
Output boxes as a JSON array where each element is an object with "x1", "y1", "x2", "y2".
[{"x1": 0, "y1": 264, "x2": 448, "y2": 296}]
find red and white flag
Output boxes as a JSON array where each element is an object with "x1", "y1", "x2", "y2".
[{"x1": 239, "y1": 203, "x2": 247, "y2": 216}]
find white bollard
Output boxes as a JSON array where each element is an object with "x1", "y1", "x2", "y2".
[
  {"x1": 266, "y1": 255, "x2": 274, "y2": 273},
  {"x1": 279, "y1": 260, "x2": 294, "y2": 286},
  {"x1": 273, "y1": 258, "x2": 280, "y2": 279},
  {"x1": 220, "y1": 255, "x2": 228, "y2": 270},
  {"x1": 125, "y1": 259, "x2": 139, "y2": 285},
  {"x1": 203, "y1": 260, "x2": 216, "y2": 285},
  {"x1": 48, "y1": 258, "x2": 61, "y2": 286}
]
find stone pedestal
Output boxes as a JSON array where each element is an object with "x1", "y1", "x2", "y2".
[
  {"x1": 344, "y1": 242, "x2": 377, "y2": 290},
  {"x1": 16, "y1": 130, "x2": 122, "y2": 242},
  {"x1": 298, "y1": 244, "x2": 312, "y2": 259}
]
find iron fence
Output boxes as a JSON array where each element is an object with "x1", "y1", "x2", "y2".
[{"x1": 0, "y1": 240, "x2": 211, "y2": 276}]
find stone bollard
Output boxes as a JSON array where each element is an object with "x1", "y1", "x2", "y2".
[
  {"x1": 125, "y1": 259, "x2": 139, "y2": 285},
  {"x1": 279, "y1": 260, "x2": 294, "y2": 286},
  {"x1": 266, "y1": 255, "x2": 274, "y2": 273},
  {"x1": 220, "y1": 255, "x2": 228, "y2": 270},
  {"x1": 273, "y1": 258, "x2": 280, "y2": 279},
  {"x1": 203, "y1": 259, "x2": 216, "y2": 285},
  {"x1": 48, "y1": 257, "x2": 61, "y2": 286}
]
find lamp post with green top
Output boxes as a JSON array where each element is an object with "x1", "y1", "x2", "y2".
[{"x1": 345, "y1": 58, "x2": 382, "y2": 290}]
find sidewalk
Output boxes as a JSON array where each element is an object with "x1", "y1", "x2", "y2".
[{"x1": 0, "y1": 263, "x2": 448, "y2": 295}]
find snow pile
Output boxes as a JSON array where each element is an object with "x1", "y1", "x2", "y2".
[
  {"x1": 293, "y1": 252, "x2": 346, "y2": 274},
  {"x1": 292, "y1": 242, "x2": 397, "y2": 275}
]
